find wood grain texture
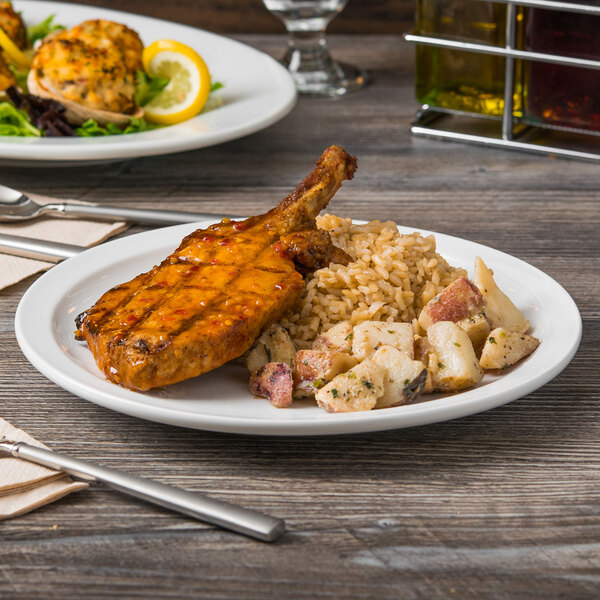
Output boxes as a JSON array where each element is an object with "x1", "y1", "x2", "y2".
[
  {"x1": 0, "y1": 35, "x2": 599, "y2": 600},
  {"x1": 50, "y1": 0, "x2": 416, "y2": 34}
]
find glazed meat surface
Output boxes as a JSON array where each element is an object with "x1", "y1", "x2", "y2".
[{"x1": 76, "y1": 146, "x2": 357, "y2": 391}]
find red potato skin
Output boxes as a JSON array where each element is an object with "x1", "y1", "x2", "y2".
[
  {"x1": 421, "y1": 277, "x2": 486, "y2": 326},
  {"x1": 292, "y1": 350, "x2": 331, "y2": 385},
  {"x1": 249, "y1": 362, "x2": 293, "y2": 408}
]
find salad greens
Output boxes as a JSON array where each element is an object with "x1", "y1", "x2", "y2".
[
  {"x1": 75, "y1": 117, "x2": 157, "y2": 137},
  {"x1": 0, "y1": 102, "x2": 41, "y2": 136},
  {"x1": 27, "y1": 15, "x2": 64, "y2": 45},
  {"x1": 0, "y1": 12, "x2": 226, "y2": 138},
  {"x1": 8, "y1": 64, "x2": 28, "y2": 90},
  {"x1": 134, "y1": 70, "x2": 170, "y2": 107}
]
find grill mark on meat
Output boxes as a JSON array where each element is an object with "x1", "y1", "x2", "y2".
[
  {"x1": 130, "y1": 240, "x2": 285, "y2": 348},
  {"x1": 88, "y1": 233, "x2": 291, "y2": 342}
]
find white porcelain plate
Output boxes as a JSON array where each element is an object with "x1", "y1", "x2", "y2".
[
  {"x1": 15, "y1": 220, "x2": 581, "y2": 435},
  {"x1": 0, "y1": 1, "x2": 296, "y2": 163}
]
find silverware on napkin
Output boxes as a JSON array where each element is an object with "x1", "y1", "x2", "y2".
[
  {"x1": 0, "y1": 439, "x2": 285, "y2": 542},
  {"x1": 0, "y1": 183, "x2": 226, "y2": 226},
  {"x1": 0, "y1": 233, "x2": 82, "y2": 263}
]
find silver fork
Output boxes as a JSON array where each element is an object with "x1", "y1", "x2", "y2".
[{"x1": 0, "y1": 183, "x2": 226, "y2": 226}]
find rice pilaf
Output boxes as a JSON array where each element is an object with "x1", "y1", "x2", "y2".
[{"x1": 280, "y1": 214, "x2": 467, "y2": 347}]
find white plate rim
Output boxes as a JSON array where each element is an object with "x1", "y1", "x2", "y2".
[
  {"x1": 15, "y1": 220, "x2": 582, "y2": 436},
  {"x1": 0, "y1": 1, "x2": 297, "y2": 162}
]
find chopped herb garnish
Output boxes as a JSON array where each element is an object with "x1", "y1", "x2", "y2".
[
  {"x1": 387, "y1": 330, "x2": 395, "y2": 334},
  {"x1": 362, "y1": 379, "x2": 373, "y2": 389},
  {"x1": 263, "y1": 345, "x2": 272, "y2": 362},
  {"x1": 502, "y1": 364, "x2": 510, "y2": 370},
  {"x1": 454, "y1": 342, "x2": 461, "y2": 347},
  {"x1": 345, "y1": 333, "x2": 353, "y2": 340},
  {"x1": 437, "y1": 362, "x2": 445, "y2": 369},
  {"x1": 403, "y1": 379, "x2": 409, "y2": 385},
  {"x1": 313, "y1": 378, "x2": 326, "y2": 388},
  {"x1": 331, "y1": 388, "x2": 339, "y2": 398},
  {"x1": 489, "y1": 337, "x2": 496, "y2": 344},
  {"x1": 302, "y1": 360, "x2": 308, "y2": 366}
]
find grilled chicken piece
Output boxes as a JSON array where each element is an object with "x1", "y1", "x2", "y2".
[
  {"x1": 76, "y1": 146, "x2": 357, "y2": 391},
  {"x1": 0, "y1": 1, "x2": 28, "y2": 50},
  {"x1": 0, "y1": 1, "x2": 26, "y2": 91},
  {"x1": 30, "y1": 19, "x2": 142, "y2": 117}
]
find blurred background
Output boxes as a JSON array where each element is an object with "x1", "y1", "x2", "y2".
[{"x1": 55, "y1": 0, "x2": 413, "y2": 33}]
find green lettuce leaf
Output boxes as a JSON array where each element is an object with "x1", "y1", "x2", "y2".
[
  {"x1": 134, "y1": 70, "x2": 170, "y2": 107},
  {"x1": 75, "y1": 117, "x2": 158, "y2": 137},
  {"x1": 0, "y1": 102, "x2": 41, "y2": 137},
  {"x1": 27, "y1": 14, "x2": 64, "y2": 45},
  {"x1": 8, "y1": 64, "x2": 28, "y2": 91}
]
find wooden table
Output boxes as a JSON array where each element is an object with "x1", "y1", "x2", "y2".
[{"x1": 1, "y1": 36, "x2": 598, "y2": 599}]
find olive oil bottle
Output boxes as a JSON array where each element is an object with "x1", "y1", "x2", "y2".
[{"x1": 415, "y1": 0, "x2": 523, "y2": 117}]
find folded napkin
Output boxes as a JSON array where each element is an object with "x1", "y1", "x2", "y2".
[
  {"x1": 0, "y1": 192, "x2": 127, "y2": 291},
  {"x1": 0, "y1": 417, "x2": 88, "y2": 519}
]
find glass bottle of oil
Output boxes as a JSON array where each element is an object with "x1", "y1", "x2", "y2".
[
  {"x1": 415, "y1": 0, "x2": 523, "y2": 117},
  {"x1": 524, "y1": 8, "x2": 600, "y2": 132}
]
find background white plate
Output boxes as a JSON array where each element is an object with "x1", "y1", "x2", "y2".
[
  {"x1": 0, "y1": 1, "x2": 296, "y2": 163},
  {"x1": 15, "y1": 220, "x2": 582, "y2": 436}
]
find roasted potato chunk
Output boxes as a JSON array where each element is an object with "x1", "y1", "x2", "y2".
[
  {"x1": 480, "y1": 327, "x2": 540, "y2": 370},
  {"x1": 418, "y1": 276, "x2": 486, "y2": 331},
  {"x1": 247, "y1": 324, "x2": 296, "y2": 374},
  {"x1": 371, "y1": 345, "x2": 428, "y2": 408},
  {"x1": 293, "y1": 349, "x2": 357, "y2": 390},
  {"x1": 312, "y1": 321, "x2": 354, "y2": 353},
  {"x1": 249, "y1": 362, "x2": 293, "y2": 408},
  {"x1": 457, "y1": 313, "x2": 491, "y2": 355},
  {"x1": 315, "y1": 359, "x2": 384, "y2": 413},
  {"x1": 352, "y1": 321, "x2": 414, "y2": 360},
  {"x1": 427, "y1": 321, "x2": 483, "y2": 392},
  {"x1": 474, "y1": 257, "x2": 529, "y2": 334}
]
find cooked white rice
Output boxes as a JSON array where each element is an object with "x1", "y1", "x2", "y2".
[{"x1": 280, "y1": 214, "x2": 467, "y2": 347}]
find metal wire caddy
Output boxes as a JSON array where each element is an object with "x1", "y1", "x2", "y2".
[{"x1": 404, "y1": 0, "x2": 600, "y2": 162}]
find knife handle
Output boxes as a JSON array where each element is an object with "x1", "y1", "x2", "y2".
[
  {"x1": 0, "y1": 441, "x2": 285, "y2": 543},
  {"x1": 0, "y1": 233, "x2": 83, "y2": 263}
]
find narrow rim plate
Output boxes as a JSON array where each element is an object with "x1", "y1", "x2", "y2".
[
  {"x1": 14, "y1": 219, "x2": 582, "y2": 435},
  {"x1": 0, "y1": 1, "x2": 296, "y2": 162}
]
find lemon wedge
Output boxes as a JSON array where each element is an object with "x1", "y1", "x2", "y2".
[
  {"x1": 0, "y1": 28, "x2": 32, "y2": 69},
  {"x1": 142, "y1": 40, "x2": 211, "y2": 125}
]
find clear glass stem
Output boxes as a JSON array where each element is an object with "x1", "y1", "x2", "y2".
[
  {"x1": 262, "y1": 0, "x2": 366, "y2": 96},
  {"x1": 283, "y1": 30, "x2": 337, "y2": 77}
]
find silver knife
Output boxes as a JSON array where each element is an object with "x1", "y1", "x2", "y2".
[{"x1": 0, "y1": 439, "x2": 285, "y2": 543}]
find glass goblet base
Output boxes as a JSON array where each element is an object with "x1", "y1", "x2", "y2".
[{"x1": 289, "y1": 60, "x2": 367, "y2": 96}]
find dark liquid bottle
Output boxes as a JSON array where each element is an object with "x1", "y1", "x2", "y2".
[{"x1": 525, "y1": 8, "x2": 600, "y2": 132}]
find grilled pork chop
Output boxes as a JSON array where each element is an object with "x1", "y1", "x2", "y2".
[{"x1": 75, "y1": 145, "x2": 357, "y2": 391}]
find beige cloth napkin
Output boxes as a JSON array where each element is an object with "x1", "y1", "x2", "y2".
[
  {"x1": 0, "y1": 192, "x2": 127, "y2": 290},
  {"x1": 0, "y1": 417, "x2": 88, "y2": 519}
]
